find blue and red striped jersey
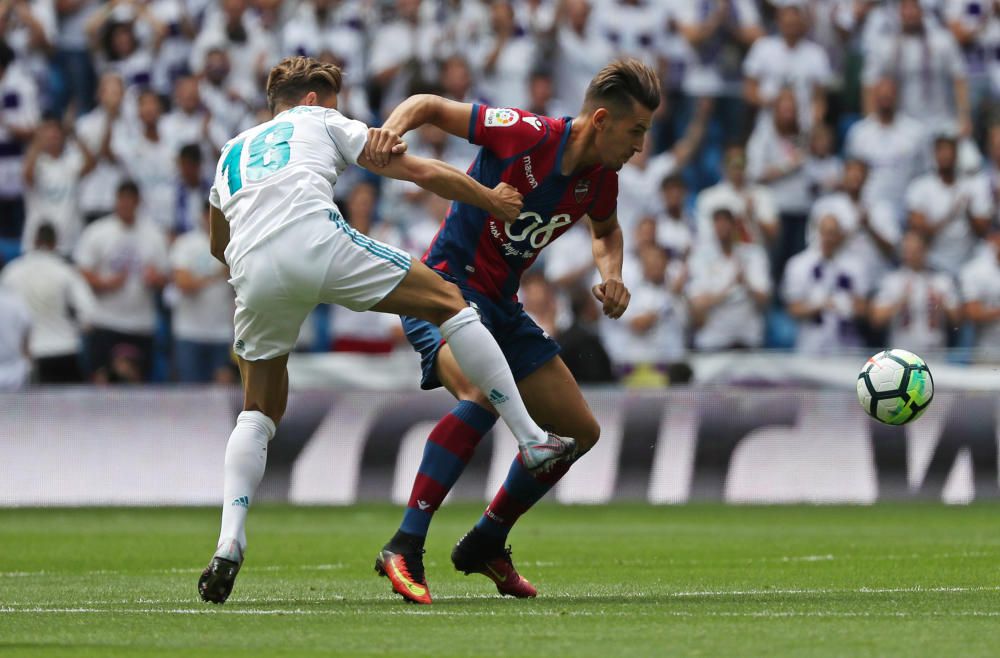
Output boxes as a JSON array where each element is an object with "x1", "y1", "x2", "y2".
[{"x1": 422, "y1": 104, "x2": 618, "y2": 301}]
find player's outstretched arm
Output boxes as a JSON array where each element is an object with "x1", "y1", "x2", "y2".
[
  {"x1": 358, "y1": 152, "x2": 522, "y2": 222},
  {"x1": 589, "y1": 213, "x2": 630, "y2": 319},
  {"x1": 381, "y1": 94, "x2": 475, "y2": 141}
]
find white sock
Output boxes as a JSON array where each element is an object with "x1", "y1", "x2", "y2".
[
  {"x1": 439, "y1": 307, "x2": 546, "y2": 447},
  {"x1": 216, "y1": 410, "x2": 275, "y2": 557}
]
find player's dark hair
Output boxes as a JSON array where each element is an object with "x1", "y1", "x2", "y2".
[
  {"x1": 583, "y1": 59, "x2": 661, "y2": 115},
  {"x1": 35, "y1": 222, "x2": 57, "y2": 248},
  {"x1": 266, "y1": 56, "x2": 342, "y2": 113}
]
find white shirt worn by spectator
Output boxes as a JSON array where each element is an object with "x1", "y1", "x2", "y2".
[
  {"x1": 617, "y1": 151, "x2": 677, "y2": 234},
  {"x1": 54, "y1": 0, "x2": 96, "y2": 50},
  {"x1": 3, "y1": 0, "x2": 56, "y2": 82},
  {"x1": 905, "y1": 171, "x2": 993, "y2": 274},
  {"x1": 112, "y1": 123, "x2": 177, "y2": 231},
  {"x1": 0, "y1": 286, "x2": 31, "y2": 390},
  {"x1": 189, "y1": 10, "x2": 276, "y2": 105},
  {"x1": 470, "y1": 34, "x2": 537, "y2": 110},
  {"x1": 674, "y1": 0, "x2": 762, "y2": 97},
  {"x1": 0, "y1": 62, "x2": 39, "y2": 199},
  {"x1": 169, "y1": 229, "x2": 234, "y2": 344},
  {"x1": 76, "y1": 107, "x2": 125, "y2": 217},
  {"x1": 591, "y1": 0, "x2": 670, "y2": 69},
  {"x1": 844, "y1": 113, "x2": 929, "y2": 215},
  {"x1": 688, "y1": 242, "x2": 771, "y2": 350},
  {"x1": 746, "y1": 122, "x2": 812, "y2": 215},
  {"x1": 73, "y1": 215, "x2": 169, "y2": 334},
  {"x1": 160, "y1": 109, "x2": 228, "y2": 155},
  {"x1": 146, "y1": 0, "x2": 196, "y2": 94},
  {"x1": 960, "y1": 249, "x2": 1000, "y2": 361},
  {"x1": 0, "y1": 249, "x2": 96, "y2": 358},
  {"x1": 743, "y1": 35, "x2": 832, "y2": 132},
  {"x1": 808, "y1": 192, "x2": 901, "y2": 280},
  {"x1": 367, "y1": 17, "x2": 441, "y2": 115},
  {"x1": 874, "y1": 266, "x2": 959, "y2": 351},
  {"x1": 945, "y1": 0, "x2": 1000, "y2": 87},
  {"x1": 597, "y1": 254, "x2": 642, "y2": 367},
  {"x1": 554, "y1": 20, "x2": 616, "y2": 110},
  {"x1": 782, "y1": 246, "x2": 870, "y2": 354},
  {"x1": 22, "y1": 144, "x2": 86, "y2": 256},
  {"x1": 621, "y1": 262, "x2": 688, "y2": 365},
  {"x1": 281, "y1": 1, "x2": 368, "y2": 86},
  {"x1": 862, "y1": 23, "x2": 967, "y2": 128},
  {"x1": 694, "y1": 180, "x2": 778, "y2": 248},
  {"x1": 655, "y1": 211, "x2": 693, "y2": 260}
]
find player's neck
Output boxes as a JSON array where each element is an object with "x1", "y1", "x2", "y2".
[{"x1": 561, "y1": 119, "x2": 598, "y2": 175}]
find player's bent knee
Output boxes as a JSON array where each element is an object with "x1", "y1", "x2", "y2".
[
  {"x1": 574, "y1": 417, "x2": 601, "y2": 452},
  {"x1": 427, "y1": 283, "x2": 469, "y2": 327}
]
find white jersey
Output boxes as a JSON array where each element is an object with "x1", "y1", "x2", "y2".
[{"x1": 209, "y1": 105, "x2": 369, "y2": 267}]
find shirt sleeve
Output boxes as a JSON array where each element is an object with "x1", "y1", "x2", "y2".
[
  {"x1": 874, "y1": 273, "x2": 903, "y2": 307},
  {"x1": 742, "y1": 40, "x2": 768, "y2": 79},
  {"x1": 324, "y1": 109, "x2": 369, "y2": 168},
  {"x1": 467, "y1": 104, "x2": 548, "y2": 158},
  {"x1": 588, "y1": 170, "x2": 618, "y2": 222}
]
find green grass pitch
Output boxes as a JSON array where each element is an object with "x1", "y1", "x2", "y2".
[{"x1": 2, "y1": 504, "x2": 999, "y2": 657}]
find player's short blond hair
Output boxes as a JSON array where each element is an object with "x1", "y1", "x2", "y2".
[
  {"x1": 583, "y1": 59, "x2": 661, "y2": 115},
  {"x1": 266, "y1": 56, "x2": 343, "y2": 112}
]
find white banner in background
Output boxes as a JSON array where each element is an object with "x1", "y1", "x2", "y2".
[{"x1": 1, "y1": 388, "x2": 998, "y2": 506}]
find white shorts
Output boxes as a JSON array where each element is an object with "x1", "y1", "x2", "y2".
[{"x1": 228, "y1": 213, "x2": 411, "y2": 361}]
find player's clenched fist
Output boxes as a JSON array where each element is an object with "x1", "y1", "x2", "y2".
[
  {"x1": 490, "y1": 182, "x2": 524, "y2": 223},
  {"x1": 592, "y1": 277, "x2": 631, "y2": 319},
  {"x1": 364, "y1": 127, "x2": 407, "y2": 167}
]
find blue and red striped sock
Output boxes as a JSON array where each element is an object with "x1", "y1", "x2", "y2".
[
  {"x1": 475, "y1": 454, "x2": 574, "y2": 541},
  {"x1": 398, "y1": 401, "x2": 496, "y2": 540}
]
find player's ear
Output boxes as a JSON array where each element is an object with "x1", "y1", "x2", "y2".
[
  {"x1": 302, "y1": 91, "x2": 318, "y2": 107},
  {"x1": 592, "y1": 107, "x2": 610, "y2": 131}
]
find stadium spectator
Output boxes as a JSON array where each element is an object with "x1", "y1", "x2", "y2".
[
  {"x1": 437, "y1": 55, "x2": 483, "y2": 165},
  {"x1": 196, "y1": 48, "x2": 251, "y2": 136},
  {"x1": 0, "y1": 223, "x2": 95, "y2": 382},
  {"x1": 695, "y1": 144, "x2": 779, "y2": 250},
  {"x1": 189, "y1": 0, "x2": 275, "y2": 108},
  {"x1": 618, "y1": 103, "x2": 708, "y2": 233},
  {"x1": 808, "y1": 158, "x2": 900, "y2": 281},
  {"x1": 171, "y1": 143, "x2": 209, "y2": 238},
  {"x1": 525, "y1": 68, "x2": 571, "y2": 120},
  {"x1": 552, "y1": 0, "x2": 614, "y2": 113},
  {"x1": 112, "y1": 89, "x2": 175, "y2": 231},
  {"x1": 74, "y1": 180, "x2": 168, "y2": 383},
  {"x1": 84, "y1": 0, "x2": 163, "y2": 92},
  {"x1": 0, "y1": 278, "x2": 30, "y2": 390},
  {"x1": 674, "y1": 0, "x2": 763, "y2": 144},
  {"x1": 280, "y1": 0, "x2": 367, "y2": 86},
  {"x1": 871, "y1": 230, "x2": 961, "y2": 352},
  {"x1": 983, "y1": 122, "x2": 1000, "y2": 201},
  {"x1": 472, "y1": 0, "x2": 537, "y2": 110},
  {"x1": 590, "y1": 0, "x2": 670, "y2": 70},
  {"x1": 76, "y1": 72, "x2": 126, "y2": 224},
  {"x1": 905, "y1": 131, "x2": 993, "y2": 275},
  {"x1": 0, "y1": 39, "x2": 38, "y2": 242},
  {"x1": 862, "y1": 0, "x2": 970, "y2": 134},
  {"x1": 803, "y1": 122, "x2": 843, "y2": 199},
  {"x1": 945, "y1": 0, "x2": 1000, "y2": 129},
  {"x1": 619, "y1": 242, "x2": 688, "y2": 378},
  {"x1": 159, "y1": 75, "x2": 227, "y2": 156},
  {"x1": 48, "y1": 0, "x2": 98, "y2": 116},
  {"x1": 688, "y1": 207, "x2": 771, "y2": 350},
  {"x1": 169, "y1": 203, "x2": 234, "y2": 383},
  {"x1": 783, "y1": 213, "x2": 870, "y2": 354},
  {"x1": 845, "y1": 76, "x2": 929, "y2": 215},
  {"x1": 21, "y1": 114, "x2": 96, "y2": 255},
  {"x1": 368, "y1": 0, "x2": 440, "y2": 116},
  {"x1": 556, "y1": 284, "x2": 615, "y2": 384},
  {"x1": 520, "y1": 269, "x2": 558, "y2": 338},
  {"x1": 743, "y1": 1, "x2": 832, "y2": 133},
  {"x1": 747, "y1": 88, "x2": 813, "y2": 280},
  {"x1": 0, "y1": 0, "x2": 55, "y2": 86},
  {"x1": 146, "y1": 0, "x2": 198, "y2": 95},
  {"x1": 960, "y1": 229, "x2": 1000, "y2": 362},
  {"x1": 651, "y1": 173, "x2": 693, "y2": 261}
]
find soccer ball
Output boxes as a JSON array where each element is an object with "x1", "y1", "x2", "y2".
[{"x1": 856, "y1": 349, "x2": 934, "y2": 425}]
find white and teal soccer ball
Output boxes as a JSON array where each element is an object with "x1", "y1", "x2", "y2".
[{"x1": 856, "y1": 349, "x2": 934, "y2": 425}]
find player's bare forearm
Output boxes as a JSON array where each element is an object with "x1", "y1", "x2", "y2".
[
  {"x1": 382, "y1": 95, "x2": 473, "y2": 141},
  {"x1": 209, "y1": 206, "x2": 229, "y2": 265},
  {"x1": 590, "y1": 218, "x2": 624, "y2": 283}
]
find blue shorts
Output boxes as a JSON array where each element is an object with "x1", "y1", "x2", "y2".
[{"x1": 401, "y1": 282, "x2": 561, "y2": 391}]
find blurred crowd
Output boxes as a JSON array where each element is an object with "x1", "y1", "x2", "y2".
[{"x1": 1, "y1": 0, "x2": 1000, "y2": 390}]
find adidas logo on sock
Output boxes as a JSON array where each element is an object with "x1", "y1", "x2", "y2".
[
  {"x1": 231, "y1": 496, "x2": 250, "y2": 508},
  {"x1": 488, "y1": 389, "x2": 509, "y2": 405}
]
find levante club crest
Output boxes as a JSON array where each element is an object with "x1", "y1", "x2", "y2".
[{"x1": 574, "y1": 179, "x2": 590, "y2": 202}]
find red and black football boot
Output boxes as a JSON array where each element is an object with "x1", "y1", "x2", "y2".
[{"x1": 451, "y1": 530, "x2": 537, "y2": 598}]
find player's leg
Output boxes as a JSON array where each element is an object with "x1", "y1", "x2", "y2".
[
  {"x1": 199, "y1": 354, "x2": 287, "y2": 604},
  {"x1": 371, "y1": 260, "x2": 573, "y2": 467}
]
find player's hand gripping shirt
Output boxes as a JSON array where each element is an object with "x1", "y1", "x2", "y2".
[{"x1": 423, "y1": 105, "x2": 619, "y2": 301}]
